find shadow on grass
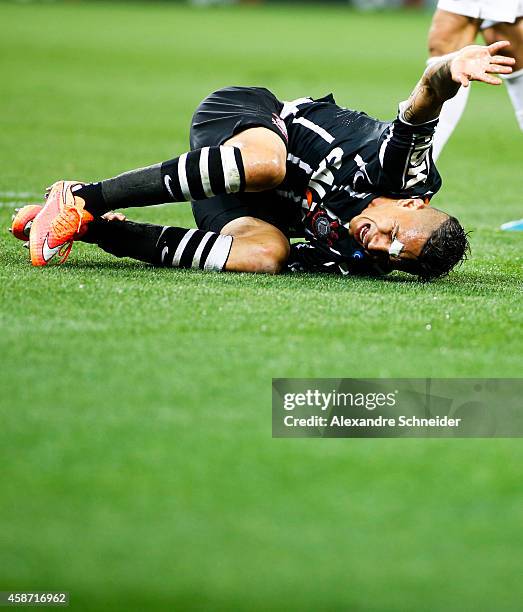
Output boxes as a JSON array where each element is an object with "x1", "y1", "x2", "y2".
[
  {"x1": 67, "y1": 259, "x2": 521, "y2": 297},
  {"x1": 69, "y1": 259, "x2": 423, "y2": 290},
  {"x1": 69, "y1": 259, "x2": 151, "y2": 271}
]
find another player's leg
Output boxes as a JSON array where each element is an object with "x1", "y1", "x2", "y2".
[
  {"x1": 483, "y1": 18, "x2": 523, "y2": 131},
  {"x1": 30, "y1": 127, "x2": 286, "y2": 266},
  {"x1": 428, "y1": 9, "x2": 480, "y2": 160},
  {"x1": 483, "y1": 19, "x2": 523, "y2": 231}
]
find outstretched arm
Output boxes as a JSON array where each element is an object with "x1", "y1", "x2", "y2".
[{"x1": 402, "y1": 41, "x2": 515, "y2": 124}]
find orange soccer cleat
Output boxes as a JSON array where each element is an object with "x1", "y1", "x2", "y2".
[
  {"x1": 10, "y1": 203, "x2": 90, "y2": 248},
  {"x1": 29, "y1": 181, "x2": 94, "y2": 266},
  {"x1": 10, "y1": 204, "x2": 43, "y2": 241}
]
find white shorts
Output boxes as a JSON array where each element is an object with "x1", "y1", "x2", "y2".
[{"x1": 437, "y1": 0, "x2": 523, "y2": 24}]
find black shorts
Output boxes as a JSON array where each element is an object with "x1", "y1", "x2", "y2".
[{"x1": 189, "y1": 86, "x2": 292, "y2": 235}]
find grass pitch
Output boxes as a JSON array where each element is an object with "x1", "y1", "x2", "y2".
[{"x1": 1, "y1": 2, "x2": 522, "y2": 610}]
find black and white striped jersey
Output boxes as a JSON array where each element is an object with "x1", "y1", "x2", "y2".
[{"x1": 277, "y1": 93, "x2": 442, "y2": 269}]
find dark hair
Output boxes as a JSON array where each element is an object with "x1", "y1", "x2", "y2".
[{"x1": 414, "y1": 216, "x2": 470, "y2": 281}]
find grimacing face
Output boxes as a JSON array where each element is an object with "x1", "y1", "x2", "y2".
[{"x1": 348, "y1": 198, "x2": 449, "y2": 270}]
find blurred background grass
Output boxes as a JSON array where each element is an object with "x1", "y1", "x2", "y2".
[{"x1": 0, "y1": 2, "x2": 522, "y2": 610}]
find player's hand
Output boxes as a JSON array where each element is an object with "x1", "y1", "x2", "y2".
[
  {"x1": 450, "y1": 41, "x2": 515, "y2": 87},
  {"x1": 101, "y1": 211, "x2": 127, "y2": 221}
]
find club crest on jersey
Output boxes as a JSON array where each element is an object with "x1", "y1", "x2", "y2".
[
  {"x1": 314, "y1": 215, "x2": 331, "y2": 238},
  {"x1": 272, "y1": 114, "x2": 288, "y2": 142},
  {"x1": 309, "y1": 209, "x2": 340, "y2": 247}
]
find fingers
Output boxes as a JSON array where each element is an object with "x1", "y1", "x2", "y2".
[
  {"x1": 491, "y1": 55, "x2": 516, "y2": 65},
  {"x1": 488, "y1": 40, "x2": 511, "y2": 54},
  {"x1": 459, "y1": 74, "x2": 470, "y2": 87},
  {"x1": 477, "y1": 73, "x2": 503, "y2": 85},
  {"x1": 459, "y1": 70, "x2": 503, "y2": 86},
  {"x1": 486, "y1": 64, "x2": 513, "y2": 75},
  {"x1": 101, "y1": 211, "x2": 127, "y2": 221}
]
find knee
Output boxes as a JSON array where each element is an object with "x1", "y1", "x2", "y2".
[
  {"x1": 246, "y1": 155, "x2": 287, "y2": 191},
  {"x1": 226, "y1": 127, "x2": 287, "y2": 191},
  {"x1": 252, "y1": 241, "x2": 290, "y2": 274}
]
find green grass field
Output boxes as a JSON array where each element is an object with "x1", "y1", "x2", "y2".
[{"x1": 1, "y1": 2, "x2": 522, "y2": 610}]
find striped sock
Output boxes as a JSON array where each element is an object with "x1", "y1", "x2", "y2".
[
  {"x1": 75, "y1": 146, "x2": 246, "y2": 216},
  {"x1": 155, "y1": 226, "x2": 233, "y2": 271},
  {"x1": 84, "y1": 219, "x2": 233, "y2": 271},
  {"x1": 161, "y1": 146, "x2": 246, "y2": 202}
]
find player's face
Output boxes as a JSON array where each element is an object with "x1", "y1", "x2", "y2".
[{"x1": 349, "y1": 198, "x2": 443, "y2": 268}]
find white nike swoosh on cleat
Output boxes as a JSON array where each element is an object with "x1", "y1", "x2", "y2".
[{"x1": 42, "y1": 235, "x2": 64, "y2": 262}]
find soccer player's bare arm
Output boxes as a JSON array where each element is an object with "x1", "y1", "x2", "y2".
[{"x1": 402, "y1": 41, "x2": 516, "y2": 124}]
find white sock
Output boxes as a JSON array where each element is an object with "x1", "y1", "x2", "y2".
[
  {"x1": 504, "y1": 68, "x2": 523, "y2": 131},
  {"x1": 427, "y1": 56, "x2": 471, "y2": 161}
]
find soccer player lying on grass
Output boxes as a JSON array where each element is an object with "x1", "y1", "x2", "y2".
[{"x1": 12, "y1": 42, "x2": 514, "y2": 280}]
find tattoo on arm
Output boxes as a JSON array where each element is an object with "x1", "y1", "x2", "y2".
[{"x1": 402, "y1": 55, "x2": 461, "y2": 124}]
